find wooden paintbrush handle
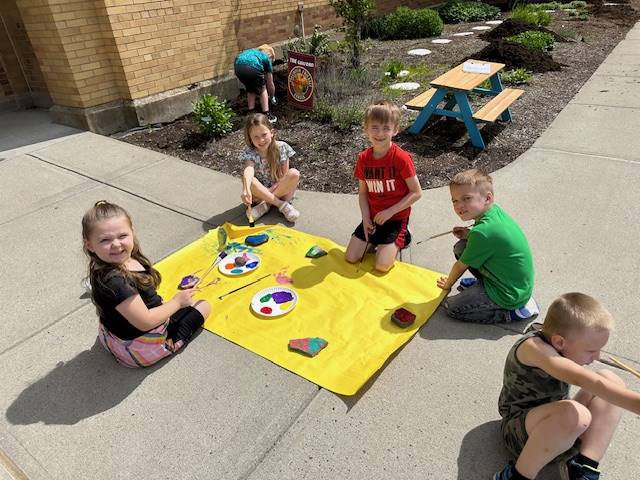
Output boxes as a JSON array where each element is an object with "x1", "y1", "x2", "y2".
[{"x1": 609, "y1": 356, "x2": 640, "y2": 380}]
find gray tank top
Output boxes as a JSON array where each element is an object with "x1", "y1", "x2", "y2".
[{"x1": 498, "y1": 330, "x2": 569, "y2": 419}]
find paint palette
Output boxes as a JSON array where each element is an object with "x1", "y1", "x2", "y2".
[
  {"x1": 218, "y1": 252, "x2": 260, "y2": 276},
  {"x1": 251, "y1": 287, "x2": 298, "y2": 318}
]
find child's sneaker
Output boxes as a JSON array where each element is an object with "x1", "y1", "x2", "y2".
[
  {"x1": 81, "y1": 276, "x2": 92, "y2": 294},
  {"x1": 279, "y1": 201, "x2": 299, "y2": 222},
  {"x1": 266, "y1": 111, "x2": 277, "y2": 123},
  {"x1": 457, "y1": 276, "x2": 477, "y2": 291},
  {"x1": 248, "y1": 201, "x2": 270, "y2": 222},
  {"x1": 559, "y1": 457, "x2": 601, "y2": 480},
  {"x1": 493, "y1": 463, "x2": 515, "y2": 480},
  {"x1": 509, "y1": 296, "x2": 540, "y2": 321}
]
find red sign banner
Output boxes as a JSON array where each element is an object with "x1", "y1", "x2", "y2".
[{"x1": 287, "y1": 51, "x2": 316, "y2": 110}]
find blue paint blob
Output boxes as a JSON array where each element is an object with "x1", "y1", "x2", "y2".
[
  {"x1": 230, "y1": 268, "x2": 244, "y2": 274},
  {"x1": 245, "y1": 261, "x2": 259, "y2": 269}
]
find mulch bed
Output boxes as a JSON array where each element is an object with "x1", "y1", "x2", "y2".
[{"x1": 119, "y1": 1, "x2": 639, "y2": 194}]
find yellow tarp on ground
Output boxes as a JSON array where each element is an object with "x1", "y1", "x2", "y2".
[{"x1": 156, "y1": 224, "x2": 446, "y2": 395}]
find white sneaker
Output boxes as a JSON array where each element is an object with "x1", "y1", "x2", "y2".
[
  {"x1": 247, "y1": 201, "x2": 270, "y2": 222},
  {"x1": 278, "y1": 201, "x2": 300, "y2": 222}
]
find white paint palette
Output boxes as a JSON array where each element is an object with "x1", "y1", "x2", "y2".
[
  {"x1": 251, "y1": 287, "x2": 298, "y2": 317},
  {"x1": 219, "y1": 252, "x2": 260, "y2": 276}
]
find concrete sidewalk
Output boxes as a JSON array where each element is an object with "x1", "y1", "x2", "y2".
[{"x1": 1, "y1": 24, "x2": 639, "y2": 480}]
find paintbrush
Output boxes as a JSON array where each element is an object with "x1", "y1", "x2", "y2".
[
  {"x1": 195, "y1": 227, "x2": 229, "y2": 288},
  {"x1": 247, "y1": 206, "x2": 255, "y2": 227},
  {"x1": 218, "y1": 273, "x2": 270, "y2": 300},
  {"x1": 608, "y1": 355, "x2": 640, "y2": 380},
  {"x1": 356, "y1": 240, "x2": 369, "y2": 272},
  {"x1": 415, "y1": 225, "x2": 475, "y2": 245}
]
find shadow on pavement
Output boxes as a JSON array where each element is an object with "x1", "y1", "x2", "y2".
[
  {"x1": 5, "y1": 340, "x2": 157, "y2": 425},
  {"x1": 419, "y1": 309, "x2": 527, "y2": 341},
  {"x1": 457, "y1": 420, "x2": 510, "y2": 479}
]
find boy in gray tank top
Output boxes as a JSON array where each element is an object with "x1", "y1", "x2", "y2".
[{"x1": 494, "y1": 293, "x2": 640, "y2": 480}]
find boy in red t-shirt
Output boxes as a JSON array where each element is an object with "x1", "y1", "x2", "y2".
[{"x1": 345, "y1": 101, "x2": 422, "y2": 272}]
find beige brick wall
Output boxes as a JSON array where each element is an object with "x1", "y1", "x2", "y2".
[
  {"x1": 0, "y1": 0, "x2": 49, "y2": 102},
  {"x1": 15, "y1": 0, "x2": 438, "y2": 113}
]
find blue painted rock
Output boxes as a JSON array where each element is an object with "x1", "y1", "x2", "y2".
[{"x1": 245, "y1": 233, "x2": 269, "y2": 246}]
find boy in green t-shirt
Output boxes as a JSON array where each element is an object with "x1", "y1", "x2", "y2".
[{"x1": 436, "y1": 169, "x2": 538, "y2": 323}]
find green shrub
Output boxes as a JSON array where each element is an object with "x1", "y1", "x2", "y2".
[
  {"x1": 438, "y1": 1, "x2": 500, "y2": 24},
  {"x1": 500, "y1": 68, "x2": 534, "y2": 85},
  {"x1": 312, "y1": 99, "x2": 363, "y2": 131},
  {"x1": 361, "y1": 15, "x2": 388, "y2": 39},
  {"x1": 558, "y1": 27, "x2": 577, "y2": 39},
  {"x1": 512, "y1": 5, "x2": 552, "y2": 26},
  {"x1": 192, "y1": 94, "x2": 234, "y2": 139},
  {"x1": 382, "y1": 6, "x2": 443, "y2": 39},
  {"x1": 506, "y1": 30, "x2": 555, "y2": 51}
]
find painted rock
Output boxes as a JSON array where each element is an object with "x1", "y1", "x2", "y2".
[
  {"x1": 234, "y1": 254, "x2": 248, "y2": 267},
  {"x1": 178, "y1": 275, "x2": 199, "y2": 290},
  {"x1": 245, "y1": 233, "x2": 269, "y2": 246},
  {"x1": 391, "y1": 308, "x2": 416, "y2": 328},
  {"x1": 305, "y1": 245, "x2": 327, "y2": 258},
  {"x1": 288, "y1": 337, "x2": 328, "y2": 357}
]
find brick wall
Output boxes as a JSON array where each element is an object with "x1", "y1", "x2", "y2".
[
  {"x1": 0, "y1": 0, "x2": 50, "y2": 105},
  {"x1": 12, "y1": 0, "x2": 440, "y2": 125}
]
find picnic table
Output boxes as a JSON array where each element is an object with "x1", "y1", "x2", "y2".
[{"x1": 405, "y1": 59, "x2": 524, "y2": 149}]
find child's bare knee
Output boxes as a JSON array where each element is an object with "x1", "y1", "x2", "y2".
[
  {"x1": 596, "y1": 369, "x2": 626, "y2": 387},
  {"x1": 558, "y1": 400, "x2": 592, "y2": 434},
  {"x1": 375, "y1": 260, "x2": 394, "y2": 272},
  {"x1": 195, "y1": 300, "x2": 211, "y2": 320},
  {"x1": 287, "y1": 168, "x2": 300, "y2": 180},
  {"x1": 344, "y1": 252, "x2": 358, "y2": 264}
]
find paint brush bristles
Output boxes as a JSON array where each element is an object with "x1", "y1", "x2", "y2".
[
  {"x1": 218, "y1": 273, "x2": 270, "y2": 300},
  {"x1": 196, "y1": 250, "x2": 227, "y2": 288}
]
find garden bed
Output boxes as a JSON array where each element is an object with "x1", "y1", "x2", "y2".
[{"x1": 120, "y1": 1, "x2": 639, "y2": 194}]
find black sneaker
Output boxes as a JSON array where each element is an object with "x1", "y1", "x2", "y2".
[
  {"x1": 266, "y1": 112, "x2": 277, "y2": 123},
  {"x1": 559, "y1": 457, "x2": 600, "y2": 480},
  {"x1": 493, "y1": 463, "x2": 515, "y2": 480}
]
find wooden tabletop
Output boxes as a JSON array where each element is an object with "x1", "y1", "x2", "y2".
[{"x1": 430, "y1": 60, "x2": 505, "y2": 92}]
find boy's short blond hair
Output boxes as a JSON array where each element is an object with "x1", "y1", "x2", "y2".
[
  {"x1": 543, "y1": 292, "x2": 615, "y2": 337},
  {"x1": 364, "y1": 100, "x2": 400, "y2": 129},
  {"x1": 450, "y1": 169, "x2": 494, "y2": 195},
  {"x1": 257, "y1": 44, "x2": 275, "y2": 60}
]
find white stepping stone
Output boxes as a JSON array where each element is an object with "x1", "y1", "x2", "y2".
[
  {"x1": 472, "y1": 26, "x2": 491, "y2": 30},
  {"x1": 388, "y1": 82, "x2": 420, "y2": 91},
  {"x1": 397, "y1": 70, "x2": 410, "y2": 77},
  {"x1": 485, "y1": 20, "x2": 503, "y2": 25},
  {"x1": 431, "y1": 39, "x2": 452, "y2": 44},
  {"x1": 453, "y1": 32, "x2": 474, "y2": 36},
  {"x1": 407, "y1": 48, "x2": 432, "y2": 56},
  {"x1": 603, "y1": 2, "x2": 620, "y2": 5},
  {"x1": 544, "y1": 9, "x2": 556, "y2": 12}
]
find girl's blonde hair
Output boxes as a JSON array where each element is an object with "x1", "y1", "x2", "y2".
[
  {"x1": 543, "y1": 292, "x2": 614, "y2": 337},
  {"x1": 81, "y1": 201, "x2": 160, "y2": 319},
  {"x1": 257, "y1": 44, "x2": 275, "y2": 60},
  {"x1": 244, "y1": 113, "x2": 282, "y2": 182}
]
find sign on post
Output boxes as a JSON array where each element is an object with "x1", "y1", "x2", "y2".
[{"x1": 287, "y1": 51, "x2": 316, "y2": 110}]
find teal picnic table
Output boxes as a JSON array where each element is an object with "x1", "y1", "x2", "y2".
[{"x1": 406, "y1": 60, "x2": 523, "y2": 149}]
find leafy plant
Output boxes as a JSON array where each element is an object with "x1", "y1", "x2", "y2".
[
  {"x1": 500, "y1": 68, "x2": 534, "y2": 85},
  {"x1": 330, "y1": 0, "x2": 375, "y2": 67},
  {"x1": 512, "y1": 5, "x2": 552, "y2": 26},
  {"x1": 558, "y1": 27, "x2": 578, "y2": 39},
  {"x1": 283, "y1": 27, "x2": 330, "y2": 59},
  {"x1": 506, "y1": 30, "x2": 555, "y2": 51},
  {"x1": 312, "y1": 99, "x2": 364, "y2": 131},
  {"x1": 438, "y1": 1, "x2": 501, "y2": 24},
  {"x1": 192, "y1": 94, "x2": 234, "y2": 139},
  {"x1": 383, "y1": 60, "x2": 404, "y2": 80},
  {"x1": 382, "y1": 6, "x2": 443, "y2": 40}
]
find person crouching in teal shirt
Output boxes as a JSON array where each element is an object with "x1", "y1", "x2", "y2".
[
  {"x1": 436, "y1": 169, "x2": 538, "y2": 323},
  {"x1": 234, "y1": 44, "x2": 277, "y2": 123}
]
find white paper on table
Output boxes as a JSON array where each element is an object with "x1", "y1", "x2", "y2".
[{"x1": 462, "y1": 62, "x2": 491, "y2": 74}]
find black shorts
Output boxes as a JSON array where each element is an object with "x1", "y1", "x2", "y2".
[
  {"x1": 167, "y1": 306, "x2": 204, "y2": 344},
  {"x1": 353, "y1": 218, "x2": 411, "y2": 249},
  {"x1": 234, "y1": 64, "x2": 266, "y2": 95}
]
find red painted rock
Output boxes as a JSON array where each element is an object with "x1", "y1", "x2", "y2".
[
  {"x1": 391, "y1": 308, "x2": 416, "y2": 328},
  {"x1": 288, "y1": 337, "x2": 328, "y2": 357}
]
